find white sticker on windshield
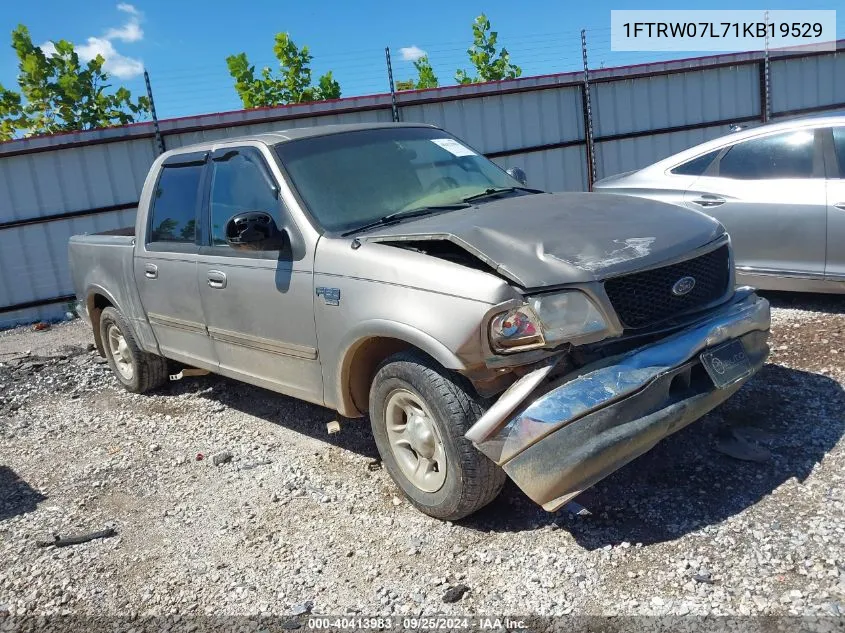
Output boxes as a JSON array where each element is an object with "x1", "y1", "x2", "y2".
[{"x1": 431, "y1": 138, "x2": 477, "y2": 157}]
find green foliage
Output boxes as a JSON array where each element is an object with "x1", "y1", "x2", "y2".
[
  {"x1": 413, "y1": 56, "x2": 439, "y2": 89},
  {"x1": 0, "y1": 84, "x2": 24, "y2": 140},
  {"x1": 397, "y1": 55, "x2": 439, "y2": 91},
  {"x1": 314, "y1": 70, "x2": 341, "y2": 100},
  {"x1": 180, "y1": 219, "x2": 196, "y2": 241},
  {"x1": 152, "y1": 218, "x2": 178, "y2": 241},
  {"x1": 0, "y1": 24, "x2": 149, "y2": 141},
  {"x1": 455, "y1": 14, "x2": 521, "y2": 85},
  {"x1": 226, "y1": 32, "x2": 341, "y2": 108}
]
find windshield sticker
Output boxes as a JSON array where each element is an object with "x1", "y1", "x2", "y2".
[{"x1": 431, "y1": 138, "x2": 477, "y2": 157}]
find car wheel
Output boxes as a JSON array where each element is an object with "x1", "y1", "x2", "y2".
[
  {"x1": 99, "y1": 306, "x2": 169, "y2": 393},
  {"x1": 369, "y1": 350, "x2": 506, "y2": 520}
]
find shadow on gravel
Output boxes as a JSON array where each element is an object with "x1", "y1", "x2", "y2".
[
  {"x1": 759, "y1": 290, "x2": 845, "y2": 315},
  {"x1": 462, "y1": 364, "x2": 845, "y2": 549},
  {"x1": 183, "y1": 376, "x2": 381, "y2": 460},
  {"x1": 0, "y1": 465, "x2": 47, "y2": 521}
]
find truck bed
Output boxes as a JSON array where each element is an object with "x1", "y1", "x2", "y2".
[
  {"x1": 68, "y1": 233, "x2": 148, "y2": 339},
  {"x1": 93, "y1": 226, "x2": 135, "y2": 237}
]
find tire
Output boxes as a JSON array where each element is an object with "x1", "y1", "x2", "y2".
[
  {"x1": 369, "y1": 350, "x2": 506, "y2": 520},
  {"x1": 99, "y1": 306, "x2": 169, "y2": 394}
]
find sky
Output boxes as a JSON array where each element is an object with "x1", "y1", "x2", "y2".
[{"x1": 1, "y1": 0, "x2": 842, "y2": 121}]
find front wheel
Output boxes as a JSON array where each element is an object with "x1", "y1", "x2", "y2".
[
  {"x1": 369, "y1": 351, "x2": 506, "y2": 520},
  {"x1": 99, "y1": 306, "x2": 169, "y2": 393}
]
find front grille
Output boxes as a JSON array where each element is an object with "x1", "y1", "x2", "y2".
[{"x1": 603, "y1": 244, "x2": 731, "y2": 329}]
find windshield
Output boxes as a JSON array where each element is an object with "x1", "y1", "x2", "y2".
[{"x1": 274, "y1": 127, "x2": 525, "y2": 233}]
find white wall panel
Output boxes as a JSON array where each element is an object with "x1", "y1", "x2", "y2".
[
  {"x1": 492, "y1": 146, "x2": 587, "y2": 193},
  {"x1": 593, "y1": 65, "x2": 760, "y2": 138},
  {"x1": 1, "y1": 45, "x2": 842, "y2": 326}
]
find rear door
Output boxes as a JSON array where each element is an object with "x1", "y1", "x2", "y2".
[
  {"x1": 683, "y1": 128, "x2": 827, "y2": 279},
  {"x1": 825, "y1": 127, "x2": 845, "y2": 282},
  {"x1": 134, "y1": 152, "x2": 216, "y2": 367},
  {"x1": 195, "y1": 145, "x2": 323, "y2": 404}
]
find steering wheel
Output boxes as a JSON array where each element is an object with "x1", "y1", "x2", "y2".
[{"x1": 423, "y1": 176, "x2": 459, "y2": 195}]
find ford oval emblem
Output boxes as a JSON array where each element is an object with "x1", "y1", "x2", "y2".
[{"x1": 672, "y1": 276, "x2": 696, "y2": 296}]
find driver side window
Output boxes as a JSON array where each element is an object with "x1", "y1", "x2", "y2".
[{"x1": 210, "y1": 150, "x2": 279, "y2": 246}]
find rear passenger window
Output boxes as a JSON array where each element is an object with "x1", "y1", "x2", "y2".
[
  {"x1": 833, "y1": 128, "x2": 845, "y2": 178},
  {"x1": 670, "y1": 150, "x2": 720, "y2": 176},
  {"x1": 149, "y1": 164, "x2": 203, "y2": 243},
  {"x1": 717, "y1": 130, "x2": 815, "y2": 180}
]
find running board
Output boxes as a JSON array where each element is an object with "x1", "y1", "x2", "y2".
[{"x1": 169, "y1": 368, "x2": 211, "y2": 381}]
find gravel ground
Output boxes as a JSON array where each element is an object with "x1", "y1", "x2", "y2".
[{"x1": 1, "y1": 292, "x2": 844, "y2": 622}]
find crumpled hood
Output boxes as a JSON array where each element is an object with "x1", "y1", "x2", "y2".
[{"x1": 364, "y1": 192, "x2": 725, "y2": 288}]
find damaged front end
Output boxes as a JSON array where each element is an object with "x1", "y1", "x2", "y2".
[{"x1": 465, "y1": 288, "x2": 771, "y2": 511}]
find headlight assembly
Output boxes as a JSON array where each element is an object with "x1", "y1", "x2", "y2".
[
  {"x1": 489, "y1": 306, "x2": 545, "y2": 352},
  {"x1": 489, "y1": 291, "x2": 608, "y2": 353},
  {"x1": 528, "y1": 291, "x2": 607, "y2": 346}
]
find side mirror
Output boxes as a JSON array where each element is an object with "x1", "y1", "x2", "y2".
[
  {"x1": 506, "y1": 167, "x2": 528, "y2": 186},
  {"x1": 225, "y1": 211, "x2": 285, "y2": 251}
]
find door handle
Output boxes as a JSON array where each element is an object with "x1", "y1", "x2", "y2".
[
  {"x1": 144, "y1": 263, "x2": 158, "y2": 279},
  {"x1": 691, "y1": 195, "x2": 726, "y2": 208},
  {"x1": 834, "y1": 202, "x2": 845, "y2": 210},
  {"x1": 207, "y1": 270, "x2": 227, "y2": 289}
]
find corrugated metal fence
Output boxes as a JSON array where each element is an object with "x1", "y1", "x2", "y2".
[{"x1": 1, "y1": 43, "x2": 843, "y2": 327}]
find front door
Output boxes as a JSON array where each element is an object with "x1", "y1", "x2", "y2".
[
  {"x1": 134, "y1": 152, "x2": 216, "y2": 368},
  {"x1": 195, "y1": 146, "x2": 323, "y2": 404},
  {"x1": 683, "y1": 128, "x2": 827, "y2": 280}
]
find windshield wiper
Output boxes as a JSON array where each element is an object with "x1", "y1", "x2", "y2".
[
  {"x1": 340, "y1": 203, "x2": 471, "y2": 237},
  {"x1": 462, "y1": 186, "x2": 545, "y2": 204}
]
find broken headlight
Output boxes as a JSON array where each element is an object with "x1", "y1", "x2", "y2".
[
  {"x1": 489, "y1": 291, "x2": 607, "y2": 353},
  {"x1": 489, "y1": 307, "x2": 545, "y2": 352}
]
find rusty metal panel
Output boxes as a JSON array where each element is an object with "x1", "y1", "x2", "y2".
[
  {"x1": 593, "y1": 65, "x2": 761, "y2": 138},
  {"x1": 771, "y1": 52, "x2": 845, "y2": 115},
  {"x1": 400, "y1": 87, "x2": 584, "y2": 155},
  {"x1": 594, "y1": 123, "x2": 736, "y2": 180}
]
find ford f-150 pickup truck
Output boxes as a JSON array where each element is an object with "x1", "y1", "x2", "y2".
[{"x1": 69, "y1": 122, "x2": 771, "y2": 520}]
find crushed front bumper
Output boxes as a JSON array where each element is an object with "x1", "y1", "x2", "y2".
[{"x1": 466, "y1": 288, "x2": 771, "y2": 511}]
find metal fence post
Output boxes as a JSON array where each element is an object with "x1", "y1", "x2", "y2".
[
  {"x1": 580, "y1": 30, "x2": 597, "y2": 190},
  {"x1": 762, "y1": 10, "x2": 772, "y2": 121},
  {"x1": 143, "y1": 70, "x2": 166, "y2": 155},
  {"x1": 384, "y1": 47, "x2": 401, "y2": 123}
]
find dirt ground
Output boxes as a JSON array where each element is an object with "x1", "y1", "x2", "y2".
[{"x1": 1, "y1": 291, "x2": 844, "y2": 622}]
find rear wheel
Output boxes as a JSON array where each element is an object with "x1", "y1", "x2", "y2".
[
  {"x1": 99, "y1": 306, "x2": 169, "y2": 393},
  {"x1": 369, "y1": 351, "x2": 506, "y2": 520}
]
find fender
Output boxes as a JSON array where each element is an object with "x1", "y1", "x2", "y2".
[
  {"x1": 84, "y1": 282, "x2": 161, "y2": 356},
  {"x1": 332, "y1": 319, "x2": 468, "y2": 416}
]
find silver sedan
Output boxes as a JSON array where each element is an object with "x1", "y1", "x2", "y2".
[{"x1": 594, "y1": 115, "x2": 845, "y2": 293}]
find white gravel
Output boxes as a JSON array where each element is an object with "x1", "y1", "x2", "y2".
[{"x1": 1, "y1": 293, "x2": 844, "y2": 620}]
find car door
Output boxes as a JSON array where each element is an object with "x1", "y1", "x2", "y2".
[
  {"x1": 825, "y1": 127, "x2": 845, "y2": 283},
  {"x1": 134, "y1": 151, "x2": 216, "y2": 368},
  {"x1": 196, "y1": 145, "x2": 323, "y2": 404},
  {"x1": 683, "y1": 128, "x2": 827, "y2": 280}
]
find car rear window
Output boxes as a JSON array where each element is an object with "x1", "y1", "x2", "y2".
[
  {"x1": 148, "y1": 164, "x2": 203, "y2": 243},
  {"x1": 717, "y1": 130, "x2": 815, "y2": 180},
  {"x1": 670, "y1": 150, "x2": 720, "y2": 176}
]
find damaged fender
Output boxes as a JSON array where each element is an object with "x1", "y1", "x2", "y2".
[{"x1": 466, "y1": 288, "x2": 771, "y2": 511}]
